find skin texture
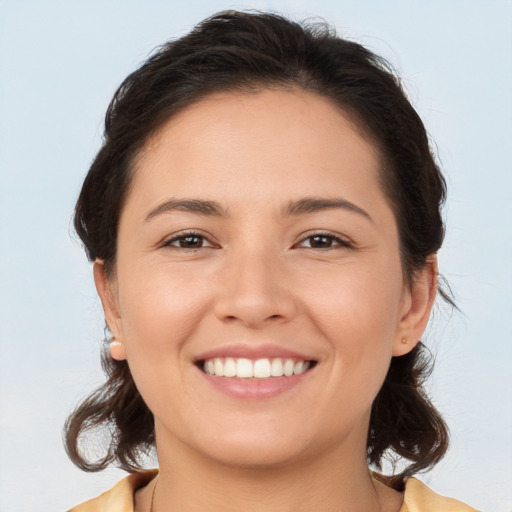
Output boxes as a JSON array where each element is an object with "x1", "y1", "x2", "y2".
[{"x1": 94, "y1": 89, "x2": 437, "y2": 511}]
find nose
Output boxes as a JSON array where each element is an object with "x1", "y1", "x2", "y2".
[{"x1": 213, "y1": 245, "x2": 297, "y2": 329}]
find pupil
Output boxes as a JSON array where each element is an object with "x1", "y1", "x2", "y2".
[
  {"x1": 181, "y1": 236, "x2": 201, "y2": 248},
  {"x1": 312, "y1": 235, "x2": 331, "y2": 248}
]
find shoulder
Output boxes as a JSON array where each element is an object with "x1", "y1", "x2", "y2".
[
  {"x1": 67, "y1": 469, "x2": 158, "y2": 512},
  {"x1": 400, "y1": 477, "x2": 479, "y2": 512}
]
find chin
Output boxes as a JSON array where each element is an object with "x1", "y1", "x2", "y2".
[
  {"x1": 204, "y1": 440, "x2": 307, "y2": 470},
  {"x1": 185, "y1": 420, "x2": 314, "y2": 469}
]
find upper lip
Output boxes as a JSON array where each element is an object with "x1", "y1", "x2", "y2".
[{"x1": 193, "y1": 343, "x2": 316, "y2": 363}]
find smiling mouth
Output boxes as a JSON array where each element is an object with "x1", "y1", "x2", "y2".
[{"x1": 196, "y1": 357, "x2": 317, "y2": 379}]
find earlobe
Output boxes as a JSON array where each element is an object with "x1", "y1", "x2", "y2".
[
  {"x1": 109, "y1": 336, "x2": 126, "y2": 361},
  {"x1": 393, "y1": 256, "x2": 438, "y2": 357},
  {"x1": 93, "y1": 260, "x2": 127, "y2": 361}
]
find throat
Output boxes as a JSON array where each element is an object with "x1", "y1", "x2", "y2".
[{"x1": 147, "y1": 458, "x2": 401, "y2": 512}]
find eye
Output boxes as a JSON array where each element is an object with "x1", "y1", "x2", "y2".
[
  {"x1": 162, "y1": 231, "x2": 215, "y2": 250},
  {"x1": 297, "y1": 233, "x2": 352, "y2": 249}
]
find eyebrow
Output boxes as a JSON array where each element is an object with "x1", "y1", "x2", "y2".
[
  {"x1": 283, "y1": 197, "x2": 373, "y2": 223},
  {"x1": 145, "y1": 199, "x2": 227, "y2": 221},
  {"x1": 145, "y1": 196, "x2": 373, "y2": 223}
]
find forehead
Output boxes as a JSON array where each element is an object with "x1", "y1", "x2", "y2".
[
  {"x1": 144, "y1": 87, "x2": 379, "y2": 156},
  {"x1": 128, "y1": 89, "x2": 384, "y2": 205}
]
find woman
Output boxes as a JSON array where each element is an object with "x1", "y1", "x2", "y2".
[{"x1": 65, "y1": 11, "x2": 477, "y2": 512}]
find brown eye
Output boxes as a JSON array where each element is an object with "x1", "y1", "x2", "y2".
[
  {"x1": 297, "y1": 233, "x2": 352, "y2": 250},
  {"x1": 163, "y1": 232, "x2": 214, "y2": 249},
  {"x1": 178, "y1": 235, "x2": 204, "y2": 248},
  {"x1": 309, "y1": 235, "x2": 333, "y2": 248}
]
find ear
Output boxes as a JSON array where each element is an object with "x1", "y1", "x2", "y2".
[
  {"x1": 393, "y1": 255, "x2": 438, "y2": 356},
  {"x1": 93, "y1": 260, "x2": 126, "y2": 361}
]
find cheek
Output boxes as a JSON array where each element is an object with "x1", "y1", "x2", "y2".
[
  {"x1": 114, "y1": 265, "x2": 211, "y2": 418},
  {"x1": 306, "y1": 258, "x2": 404, "y2": 394},
  {"x1": 116, "y1": 262, "x2": 211, "y2": 359},
  {"x1": 306, "y1": 256, "x2": 405, "y2": 343}
]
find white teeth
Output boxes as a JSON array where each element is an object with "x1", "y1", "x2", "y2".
[
  {"x1": 283, "y1": 359, "x2": 295, "y2": 377},
  {"x1": 270, "y1": 358, "x2": 284, "y2": 377},
  {"x1": 236, "y1": 358, "x2": 253, "y2": 378},
  {"x1": 294, "y1": 361, "x2": 306, "y2": 374},
  {"x1": 214, "y1": 358, "x2": 223, "y2": 377},
  {"x1": 253, "y1": 358, "x2": 271, "y2": 378},
  {"x1": 293, "y1": 361, "x2": 304, "y2": 375},
  {"x1": 202, "y1": 357, "x2": 312, "y2": 379},
  {"x1": 223, "y1": 357, "x2": 237, "y2": 377}
]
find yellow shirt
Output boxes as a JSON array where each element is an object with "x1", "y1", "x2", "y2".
[{"x1": 68, "y1": 470, "x2": 478, "y2": 512}]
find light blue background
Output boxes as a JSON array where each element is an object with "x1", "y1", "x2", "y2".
[{"x1": 0, "y1": 1, "x2": 510, "y2": 511}]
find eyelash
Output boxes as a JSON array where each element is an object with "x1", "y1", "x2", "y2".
[{"x1": 161, "y1": 230, "x2": 353, "y2": 251}]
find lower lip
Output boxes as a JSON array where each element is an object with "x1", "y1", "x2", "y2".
[{"x1": 198, "y1": 368, "x2": 312, "y2": 399}]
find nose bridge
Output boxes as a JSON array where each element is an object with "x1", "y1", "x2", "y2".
[{"x1": 214, "y1": 239, "x2": 295, "y2": 327}]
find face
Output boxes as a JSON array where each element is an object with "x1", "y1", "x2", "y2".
[{"x1": 96, "y1": 89, "x2": 435, "y2": 470}]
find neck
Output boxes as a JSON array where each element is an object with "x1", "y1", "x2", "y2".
[{"x1": 143, "y1": 426, "x2": 402, "y2": 512}]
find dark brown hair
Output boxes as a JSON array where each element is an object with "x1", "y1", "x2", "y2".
[{"x1": 65, "y1": 11, "x2": 449, "y2": 490}]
